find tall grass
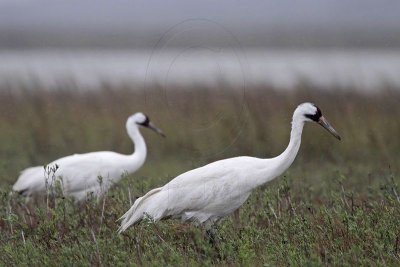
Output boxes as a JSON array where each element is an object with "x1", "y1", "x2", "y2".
[{"x1": 0, "y1": 84, "x2": 399, "y2": 265}]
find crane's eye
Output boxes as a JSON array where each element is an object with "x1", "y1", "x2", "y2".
[
  {"x1": 304, "y1": 106, "x2": 322, "y2": 122},
  {"x1": 137, "y1": 116, "x2": 150, "y2": 126}
]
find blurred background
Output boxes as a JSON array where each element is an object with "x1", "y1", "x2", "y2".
[
  {"x1": 0, "y1": 0, "x2": 399, "y2": 186},
  {"x1": 1, "y1": 0, "x2": 400, "y2": 90}
]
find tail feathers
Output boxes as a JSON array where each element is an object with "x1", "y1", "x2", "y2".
[{"x1": 118, "y1": 187, "x2": 163, "y2": 233}]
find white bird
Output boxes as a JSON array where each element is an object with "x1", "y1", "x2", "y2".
[
  {"x1": 13, "y1": 112, "x2": 165, "y2": 202},
  {"x1": 118, "y1": 103, "x2": 341, "y2": 233}
]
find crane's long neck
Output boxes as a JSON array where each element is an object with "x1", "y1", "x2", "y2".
[
  {"x1": 125, "y1": 125, "x2": 147, "y2": 172},
  {"x1": 253, "y1": 116, "x2": 304, "y2": 187},
  {"x1": 273, "y1": 117, "x2": 304, "y2": 175}
]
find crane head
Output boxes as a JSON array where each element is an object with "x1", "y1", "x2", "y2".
[
  {"x1": 129, "y1": 112, "x2": 166, "y2": 137},
  {"x1": 298, "y1": 103, "x2": 341, "y2": 140}
]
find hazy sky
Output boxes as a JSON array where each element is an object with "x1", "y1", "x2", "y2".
[{"x1": 1, "y1": 0, "x2": 399, "y2": 48}]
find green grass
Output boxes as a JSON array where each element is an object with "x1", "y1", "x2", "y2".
[{"x1": 0, "y1": 85, "x2": 399, "y2": 266}]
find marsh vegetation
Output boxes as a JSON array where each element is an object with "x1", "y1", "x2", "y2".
[{"x1": 0, "y1": 85, "x2": 399, "y2": 266}]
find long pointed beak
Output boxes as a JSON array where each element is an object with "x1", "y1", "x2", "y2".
[
  {"x1": 318, "y1": 116, "x2": 341, "y2": 140},
  {"x1": 147, "y1": 122, "x2": 166, "y2": 137}
]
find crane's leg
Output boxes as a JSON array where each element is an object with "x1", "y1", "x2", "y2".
[
  {"x1": 232, "y1": 209, "x2": 241, "y2": 227},
  {"x1": 205, "y1": 228, "x2": 217, "y2": 245},
  {"x1": 204, "y1": 219, "x2": 218, "y2": 246},
  {"x1": 204, "y1": 219, "x2": 226, "y2": 260}
]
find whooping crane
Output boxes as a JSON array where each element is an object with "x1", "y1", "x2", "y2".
[
  {"x1": 118, "y1": 103, "x2": 340, "y2": 235},
  {"x1": 13, "y1": 112, "x2": 165, "y2": 202}
]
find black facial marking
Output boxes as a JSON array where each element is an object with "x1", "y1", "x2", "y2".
[
  {"x1": 305, "y1": 105, "x2": 322, "y2": 122},
  {"x1": 137, "y1": 115, "x2": 150, "y2": 126}
]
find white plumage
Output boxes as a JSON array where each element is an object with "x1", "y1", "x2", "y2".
[
  {"x1": 13, "y1": 112, "x2": 164, "y2": 202},
  {"x1": 118, "y1": 103, "x2": 340, "y2": 232}
]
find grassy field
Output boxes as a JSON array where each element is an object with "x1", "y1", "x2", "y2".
[{"x1": 0, "y1": 84, "x2": 399, "y2": 266}]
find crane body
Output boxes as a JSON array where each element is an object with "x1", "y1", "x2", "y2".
[
  {"x1": 13, "y1": 112, "x2": 164, "y2": 202},
  {"x1": 118, "y1": 103, "x2": 340, "y2": 233}
]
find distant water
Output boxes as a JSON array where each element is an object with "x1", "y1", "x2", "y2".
[{"x1": 1, "y1": 49, "x2": 400, "y2": 91}]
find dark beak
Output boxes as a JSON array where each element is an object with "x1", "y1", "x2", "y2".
[
  {"x1": 147, "y1": 122, "x2": 166, "y2": 137},
  {"x1": 318, "y1": 116, "x2": 341, "y2": 140}
]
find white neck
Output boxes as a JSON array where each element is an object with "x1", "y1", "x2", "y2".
[
  {"x1": 253, "y1": 116, "x2": 305, "y2": 187},
  {"x1": 124, "y1": 124, "x2": 147, "y2": 173},
  {"x1": 273, "y1": 117, "x2": 304, "y2": 175}
]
